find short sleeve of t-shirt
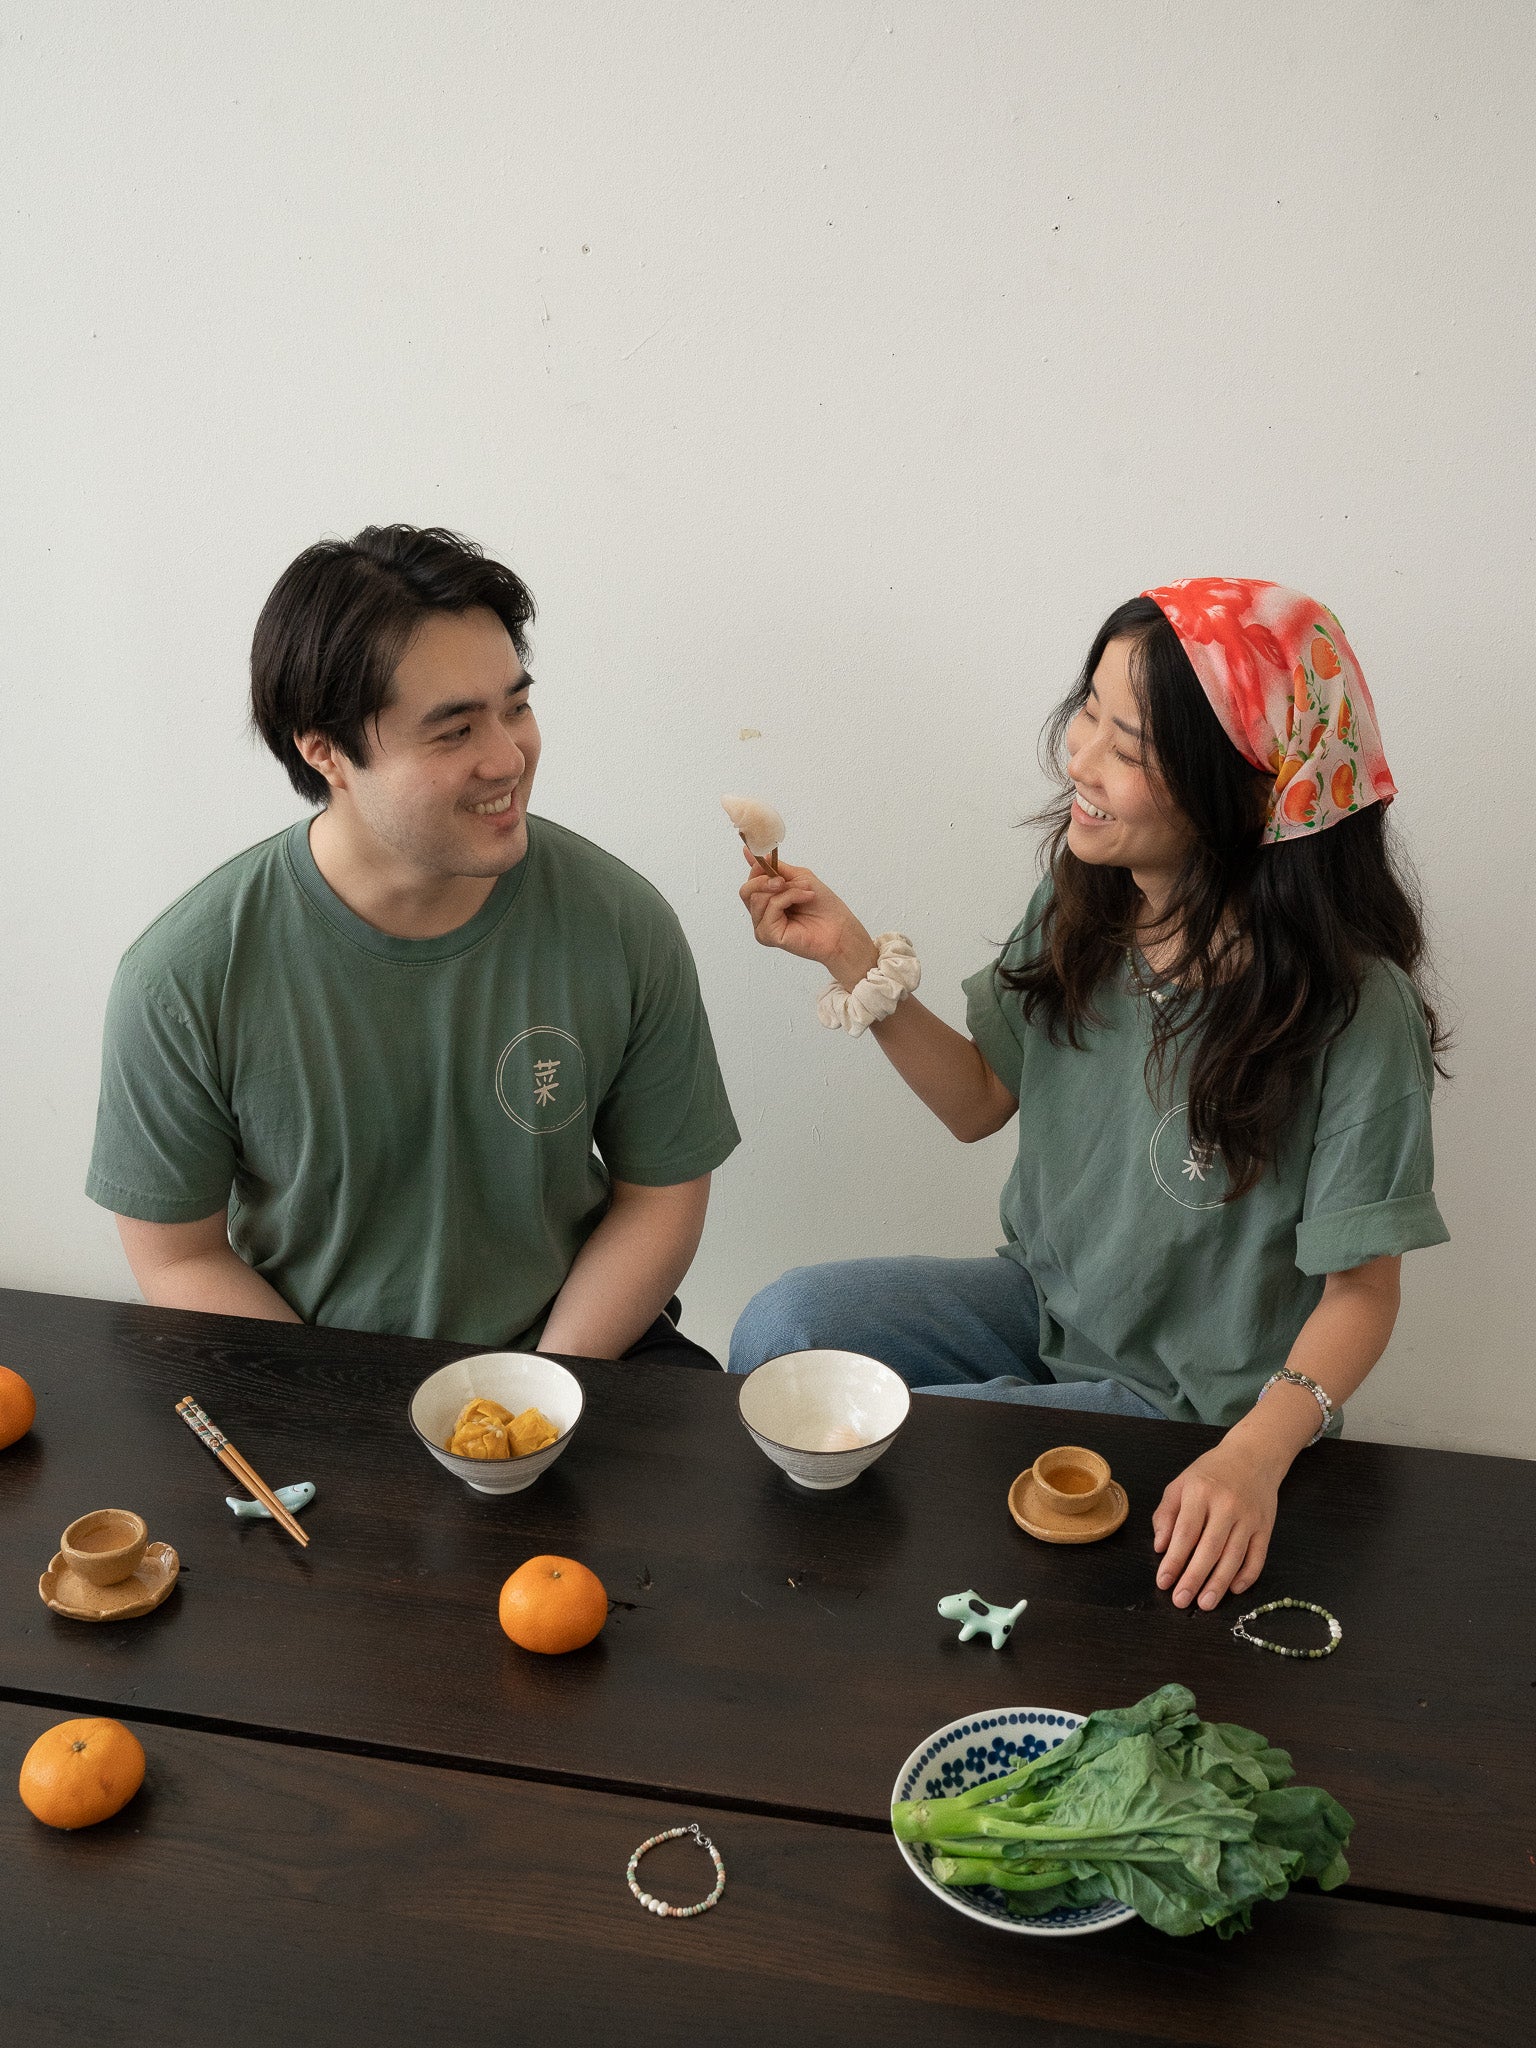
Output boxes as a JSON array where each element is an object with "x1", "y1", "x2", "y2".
[
  {"x1": 961, "y1": 881, "x2": 1051, "y2": 1098},
  {"x1": 1295, "y1": 964, "x2": 1448, "y2": 1274},
  {"x1": 590, "y1": 901, "x2": 739, "y2": 1187},
  {"x1": 86, "y1": 958, "x2": 239, "y2": 1224}
]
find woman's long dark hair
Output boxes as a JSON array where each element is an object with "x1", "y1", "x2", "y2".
[{"x1": 1003, "y1": 597, "x2": 1448, "y2": 1197}]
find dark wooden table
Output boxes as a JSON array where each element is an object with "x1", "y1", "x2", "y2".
[
  {"x1": 2, "y1": 1288, "x2": 1533, "y2": 2044},
  {"x1": 2, "y1": 1699, "x2": 1528, "y2": 2048}
]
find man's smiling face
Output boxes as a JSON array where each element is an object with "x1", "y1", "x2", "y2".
[{"x1": 328, "y1": 605, "x2": 541, "y2": 881}]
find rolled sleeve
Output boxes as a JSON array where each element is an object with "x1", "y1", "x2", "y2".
[
  {"x1": 1296, "y1": 1087, "x2": 1449, "y2": 1275},
  {"x1": 1296, "y1": 1189, "x2": 1448, "y2": 1275}
]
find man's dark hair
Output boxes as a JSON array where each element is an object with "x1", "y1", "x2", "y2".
[{"x1": 250, "y1": 525, "x2": 536, "y2": 805}]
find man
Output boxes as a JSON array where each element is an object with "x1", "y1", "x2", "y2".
[{"x1": 87, "y1": 525, "x2": 739, "y2": 1364}]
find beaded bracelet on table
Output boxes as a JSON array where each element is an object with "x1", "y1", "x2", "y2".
[
  {"x1": 626, "y1": 1823, "x2": 726, "y2": 1918},
  {"x1": 1231, "y1": 1597, "x2": 1342, "y2": 1659}
]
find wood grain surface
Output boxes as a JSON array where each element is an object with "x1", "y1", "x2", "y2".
[
  {"x1": 2, "y1": 1701, "x2": 1531, "y2": 2048},
  {"x1": 2, "y1": 1288, "x2": 1533, "y2": 1917}
]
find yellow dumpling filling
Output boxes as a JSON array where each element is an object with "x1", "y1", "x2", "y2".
[{"x1": 446, "y1": 1396, "x2": 560, "y2": 1461}]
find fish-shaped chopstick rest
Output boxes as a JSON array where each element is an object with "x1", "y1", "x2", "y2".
[{"x1": 226, "y1": 1481, "x2": 316, "y2": 1521}]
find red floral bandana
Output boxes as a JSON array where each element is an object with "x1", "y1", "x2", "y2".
[{"x1": 1142, "y1": 578, "x2": 1396, "y2": 842}]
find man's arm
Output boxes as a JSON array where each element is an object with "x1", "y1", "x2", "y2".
[
  {"x1": 115, "y1": 1211, "x2": 302, "y2": 1323},
  {"x1": 537, "y1": 1175, "x2": 711, "y2": 1360}
]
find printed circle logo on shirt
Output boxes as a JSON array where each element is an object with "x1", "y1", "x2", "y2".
[
  {"x1": 1149, "y1": 1103, "x2": 1231, "y2": 1212},
  {"x1": 495, "y1": 1027, "x2": 589, "y2": 1136}
]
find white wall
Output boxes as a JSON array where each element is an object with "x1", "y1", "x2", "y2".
[{"x1": 2, "y1": 1, "x2": 1532, "y2": 1455}]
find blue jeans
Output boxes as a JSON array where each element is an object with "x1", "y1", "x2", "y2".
[{"x1": 728, "y1": 1255, "x2": 1165, "y2": 1418}]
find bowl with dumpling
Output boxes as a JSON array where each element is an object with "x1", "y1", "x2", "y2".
[{"x1": 409, "y1": 1353, "x2": 585, "y2": 1495}]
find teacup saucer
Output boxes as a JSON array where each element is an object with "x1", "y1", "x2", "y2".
[
  {"x1": 1008, "y1": 1474, "x2": 1129, "y2": 1545},
  {"x1": 39, "y1": 1542, "x2": 180, "y2": 1621}
]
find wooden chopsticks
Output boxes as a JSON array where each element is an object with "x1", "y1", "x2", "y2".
[{"x1": 175, "y1": 1396, "x2": 310, "y2": 1547}]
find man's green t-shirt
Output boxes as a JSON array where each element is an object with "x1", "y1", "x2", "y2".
[
  {"x1": 963, "y1": 881, "x2": 1449, "y2": 1427},
  {"x1": 87, "y1": 817, "x2": 740, "y2": 1346}
]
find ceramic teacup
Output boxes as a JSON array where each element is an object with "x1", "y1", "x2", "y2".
[
  {"x1": 60, "y1": 1509, "x2": 149, "y2": 1587},
  {"x1": 1030, "y1": 1446, "x2": 1112, "y2": 1518}
]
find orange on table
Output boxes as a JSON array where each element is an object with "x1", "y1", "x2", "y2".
[
  {"x1": 498, "y1": 1555, "x2": 608, "y2": 1655},
  {"x1": 0, "y1": 1365, "x2": 35, "y2": 1450},
  {"x1": 19, "y1": 1717, "x2": 145, "y2": 1829}
]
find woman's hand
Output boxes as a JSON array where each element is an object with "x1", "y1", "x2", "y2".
[
  {"x1": 1153, "y1": 1261, "x2": 1399, "y2": 1610},
  {"x1": 738, "y1": 851, "x2": 880, "y2": 989},
  {"x1": 1150, "y1": 1438, "x2": 1282, "y2": 1610}
]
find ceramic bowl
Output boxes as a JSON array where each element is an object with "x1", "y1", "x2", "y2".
[
  {"x1": 891, "y1": 1708, "x2": 1135, "y2": 1936},
  {"x1": 60, "y1": 1509, "x2": 149, "y2": 1587},
  {"x1": 409, "y1": 1353, "x2": 584, "y2": 1496},
  {"x1": 737, "y1": 1349, "x2": 910, "y2": 1490}
]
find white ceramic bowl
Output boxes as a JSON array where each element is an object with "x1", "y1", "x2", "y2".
[
  {"x1": 409, "y1": 1353, "x2": 584, "y2": 1495},
  {"x1": 891, "y1": 1708, "x2": 1135, "y2": 1936},
  {"x1": 737, "y1": 1349, "x2": 910, "y2": 1489}
]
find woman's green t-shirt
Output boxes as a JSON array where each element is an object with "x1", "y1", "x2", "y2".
[{"x1": 963, "y1": 881, "x2": 1448, "y2": 1427}]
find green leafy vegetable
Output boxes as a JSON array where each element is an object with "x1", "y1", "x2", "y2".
[{"x1": 892, "y1": 1685, "x2": 1352, "y2": 1938}]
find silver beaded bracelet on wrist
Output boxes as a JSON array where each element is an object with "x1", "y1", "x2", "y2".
[{"x1": 1257, "y1": 1366, "x2": 1336, "y2": 1446}]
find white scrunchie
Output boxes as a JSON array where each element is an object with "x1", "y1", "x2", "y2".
[{"x1": 817, "y1": 933, "x2": 921, "y2": 1036}]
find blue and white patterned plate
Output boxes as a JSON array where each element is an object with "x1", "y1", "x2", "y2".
[{"x1": 890, "y1": 1707, "x2": 1136, "y2": 1936}]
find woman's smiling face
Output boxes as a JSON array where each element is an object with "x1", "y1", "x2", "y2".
[{"x1": 1064, "y1": 634, "x2": 1194, "y2": 890}]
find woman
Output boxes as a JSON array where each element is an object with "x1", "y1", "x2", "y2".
[{"x1": 730, "y1": 578, "x2": 1448, "y2": 1612}]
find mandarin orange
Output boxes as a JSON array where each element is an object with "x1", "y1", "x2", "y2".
[
  {"x1": 19, "y1": 1717, "x2": 145, "y2": 1829},
  {"x1": 498, "y1": 1555, "x2": 608, "y2": 1655},
  {"x1": 0, "y1": 1365, "x2": 35, "y2": 1451}
]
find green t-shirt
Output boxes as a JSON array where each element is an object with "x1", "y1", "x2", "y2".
[
  {"x1": 87, "y1": 816, "x2": 740, "y2": 1346},
  {"x1": 963, "y1": 881, "x2": 1448, "y2": 1427}
]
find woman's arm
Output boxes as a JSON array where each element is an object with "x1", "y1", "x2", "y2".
[
  {"x1": 740, "y1": 858, "x2": 1017, "y2": 1141},
  {"x1": 538, "y1": 1174, "x2": 711, "y2": 1360},
  {"x1": 1151, "y1": 1254, "x2": 1402, "y2": 1609},
  {"x1": 116, "y1": 1212, "x2": 303, "y2": 1323},
  {"x1": 868, "y1": 997, "x2": 1019, "y2": 1141}
]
